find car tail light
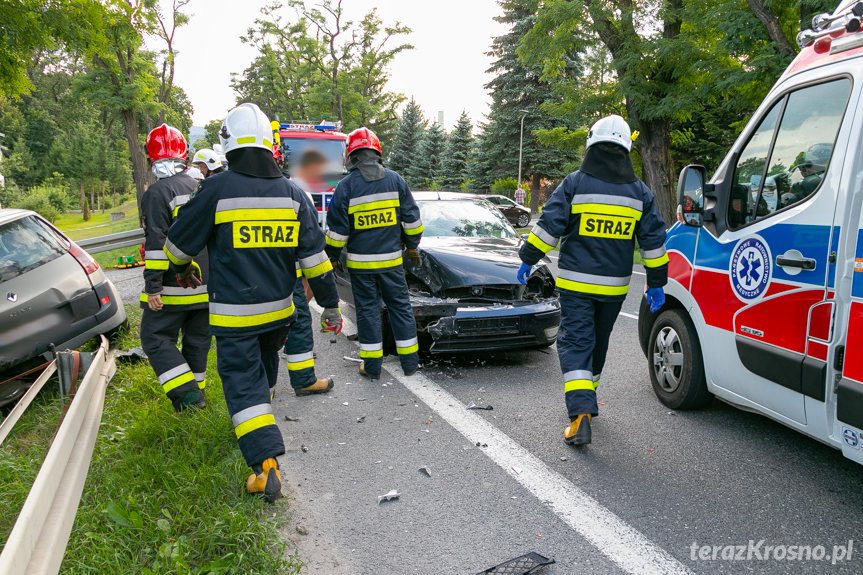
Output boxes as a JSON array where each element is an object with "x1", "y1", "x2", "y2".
[
  {"x1": 101, "y1": 295, "x2": 111, "y2": 305},
  {"x1": 69, "y1": 242, "x2": 100, "y2": 274}
]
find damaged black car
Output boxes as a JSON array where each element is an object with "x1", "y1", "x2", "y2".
[{"x1": 334, "y1": 192, "x2": 560, "y2": 353}]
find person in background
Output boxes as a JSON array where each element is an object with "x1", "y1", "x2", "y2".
[
  {"x1": 192, "y1": 148, "x2": 225, "y2": 178},
  {"x1": 282, "y1": 149, "x2": 337, "y2": 398},
  {"x1": 514, "y1": 184, "x2": 526, "y2": 206}
]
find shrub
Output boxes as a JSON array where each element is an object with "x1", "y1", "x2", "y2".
[
  {"x1": 490, "y1": 177, "x2": 520, "y2": 194},
  {"x1": 13, "y1": 187, "x2": 61, "y2": 222}
]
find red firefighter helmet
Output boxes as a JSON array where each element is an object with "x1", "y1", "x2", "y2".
[
  {"x1": 145, "y1": 124, "x2": 187, "y2": 162},
  {"x1": 346, "y1": 127, "x2": 382, "y2": 157}
]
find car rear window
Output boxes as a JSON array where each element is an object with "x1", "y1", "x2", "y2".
[
  {"x1": 418, "y1": 200, "x2": 518, "y2": 239},
  {"x1": 0, "y1": 216, "x2": 69, "y2": 281}
]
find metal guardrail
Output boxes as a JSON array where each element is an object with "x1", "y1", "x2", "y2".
[
  {"x1": 76, "y1": 228, "x2": 145, "y2": 254},
  {"x1": 0, "y1": 336, "x2": 117, "y2": 575}
]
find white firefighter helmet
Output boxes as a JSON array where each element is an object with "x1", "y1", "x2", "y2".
[
  {"x1": 586, "y1": 114, "x2": 632, "y2": 152},
  {"x1": 192, "y1": 148, "x2": 222, "y2": 171},
  {"x1": 219, "y1": 103, "x2": 273, "y2": 154},
  {"x1": 185, "y1": 167, "x2": 205, "y2": 181}
]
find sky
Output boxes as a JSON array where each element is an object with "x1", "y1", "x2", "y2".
[{"x1": 165, "y1": 0, "x2": 508, "y2": 130}]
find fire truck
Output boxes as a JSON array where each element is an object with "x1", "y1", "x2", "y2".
[
  {"x1": 638, "y1": 0, "x2": 863, "y2": 465},
  {"x1": 278, "y1": 122, "x2": 348, "y2": 228}
]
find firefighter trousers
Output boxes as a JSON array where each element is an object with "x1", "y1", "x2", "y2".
[
  {"x1": 557, "y1": 292, "x2": 623, "y2": 418},
  {"x1": 140, "y1": 307, "x2": 210, "y2": 401},
  {"x1": 349, "y1": 268, "x2": 419, "y2": 377},
  {"x1": 216, "y1": 325, "x2": 291, "y2": 467},
  {"x1": 283, "y1": 278, "x2": 317, "y2": 390}
]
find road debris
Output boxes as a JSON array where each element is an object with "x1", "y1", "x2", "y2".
[
  {"x1": 425, "y1": 417, "x2": 434, "y2": 425},
  {"x1": 284, "y1": 415, "x2": 299, "y2": 422},
  {"x1": 115, "y1": 347, "x2": 147, "y2": 363},
  {"x1": 357, "y1": 416, "x2": 366, "y2": 423},
  {"x1": 342, "y1": 402, "x2": 349, "y2": 406},
  {"x1": 378, "y1": 490, "x2": 400, "y2": 504},
  {"x1": 511, "y1": 466, "x2": 523, "y2": 475},
  {"x1": 296, "y1": 525, "x2": 309, "y2": 536},
  {"x1": 418, "y1": 466, "x2": 431, "y2": 477},
  {"x1": 343, "y1": 356, "x2": 363, "y2": 363},
  {"x1": 301, "y1": 444, "x2": 309, "y2": 453},
  {"x1": 559, "y1": 456, "x2": 568, "y2": 462},
  {"x1": 476, "y1": 551, "x2": 555, "y2": 574},
  {"x1": 466, "y1": 402, "x2": 493, "y2": 411}
]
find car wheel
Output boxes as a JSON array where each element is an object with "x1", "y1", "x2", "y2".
[
  {"x1": 517, "y1": 213, "x2": 530, "y2": 228},
  {"x1": 648, "y1": 309, "x2": 711, "y2": 409}
]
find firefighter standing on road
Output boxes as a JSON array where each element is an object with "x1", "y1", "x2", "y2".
[
  {"x1": 325, "y1": 127, "x2": 423, "y2": 380},
  {"x1": 283, "y1": 149, "x2": 337, "y2": 398},
  {"x1": 518, "y1": 115, "x2": 668, "y2": 446},
  {"x1": 140, "y1": 124, "x2": 210, "y2": 413},
  {"x1": 164, "y1": 103, "x2": 342, "y2": 502}
]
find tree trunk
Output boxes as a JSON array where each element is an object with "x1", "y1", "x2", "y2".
[
  {"x1": 81, "y1": 179, "x2": 91, "y2": 221},
  {"x1": 747, "y1": 0, "x2": 798, "y2": 58},
  {"x1": 101, "y1": 181, "x2": 106, "y2": 213},
  {"x1": 90, "y1": 180, "x2": 95, "y2": 213},
  {"x1": 120, "y1": 107, "x2": 149, "y2": 212},
  {"x1": 637, "y1": 119, "x2": 676, "y2": 226},
  {"x1": 530, "y1": 172, "x2": 541, "y2": 213}
]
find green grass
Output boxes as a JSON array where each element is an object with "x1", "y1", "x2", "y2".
[
  {"x1": 0, "y1": 305, "x2": 299, "y2": 575},
  {"x1": 93, "y1": 246, "x2": 144, "y2": 271},
  {"x1": 56, "y1": 201, "x2": 140, "y2": 242}
]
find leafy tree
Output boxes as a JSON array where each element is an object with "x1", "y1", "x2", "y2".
[
  {"x1": 473, "y1": 0, "x2": 574, "y2": 209},
  {"x1": 204, "y1": 119, "x2": 223, "y2": 146},
  {"x1": 414, "y1": 122, "x2": 447, "y2": 189},
  {"x1": 441, "y1": 111, "x2": 475, "y2": 191},
  {"x1": 388, "y1": 100, "x2": 426, "y2": 183},
  {"x1": 234, "y1": 1, "x2": 412, "y2": 146}
]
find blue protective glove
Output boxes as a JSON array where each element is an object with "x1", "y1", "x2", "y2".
[
  {"x1": 517, "y1": 262, "x2": 532, "y2": 285},
  {"x1": 646, "y1": 287, "x2": 666, "y2": 313}
]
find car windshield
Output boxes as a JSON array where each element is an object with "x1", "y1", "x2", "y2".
[
  {"x1": 0, "y1": 216, "x2": 67, "y2": 282},
  {"x1": 418, "y1": 199, "x2": 518, "y2": 239}
]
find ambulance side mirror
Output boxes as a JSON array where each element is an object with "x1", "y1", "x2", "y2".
[{"x1": 677, "y1": 165, "x2": 706, "y2": 227}]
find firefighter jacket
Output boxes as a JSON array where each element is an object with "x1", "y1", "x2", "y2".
[
  {"x1": 163, "y1": 170, "x2": 339, "y2": 336},
  {"x1": 324, "y1": 168, "x2": 423, "y2": 273},
  {"x1": 140, "y1": 172, "x2": 209, "y2": 310},
  {"x1": 520, "y1": 171, "x2": 668, "y2": 300}
]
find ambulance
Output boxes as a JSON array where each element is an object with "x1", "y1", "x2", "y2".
[{"x1": 638, "y1": 0, "x2": 863, "y2": 465}]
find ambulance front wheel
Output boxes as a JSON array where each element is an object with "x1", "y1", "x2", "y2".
[{"x1": 648, "y1": 309, "x2": 711, "y2": 410}]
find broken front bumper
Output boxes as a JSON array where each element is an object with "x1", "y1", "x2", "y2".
[{"x1": 411, "y1": 297, "x2": 560, "y2": 354}]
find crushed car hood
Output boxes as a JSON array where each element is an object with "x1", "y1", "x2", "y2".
[{"x1": 415, "y1": 236, "x2": 539, "y2": 289}]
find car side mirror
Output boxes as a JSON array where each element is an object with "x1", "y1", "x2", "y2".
[{"x1": 677, "y1": 165, "x2": 707, "y2": 227}]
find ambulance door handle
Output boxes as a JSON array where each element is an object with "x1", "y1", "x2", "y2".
[{"x1": 776, "y1": 255, "x2": 816, "y2": 270}]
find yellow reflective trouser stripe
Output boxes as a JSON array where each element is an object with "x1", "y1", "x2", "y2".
[
  {"x1": 643, "y1": 253, "x2": 670, "y2": 268},
  {"x1": 564, "y1": 379, "x2": 597, "y2": 393},
  {"x1": 296, "y1": 268, "x2": 303, "y2": 278},
  {"x1": 145, "y1": 259, "x2": 170, "y2": 270},
  {"x1": 346, "y1": 257, "x2": 403, "y2": 270},
  {"x1": 360, "y1": 349, "x2": 384, "y2": 358},
  {"x1": 288, "y1": 359, "x2": 314, "y2": 371},
  {"x1": 234, "y1": 414, "x2": 276, "y2": 439},
  {"x1": 210, "y1": 304, "x2": 295, "y2": 328},
  {"x1": 571, "y1": 203, "x2": 643, "y2": 221},
  {"x1": 397, "y1": 344, "x2": 419, "y2": 355},
  {"x1": 303, "y1": 259, "x2": 333, "y2": 278},
  {"x1": 404, "y1": 224, "x2": 424, "y2": 236},
  {"x1": 527, "y1": 232, "x2": 555, "y2": 253},
  {"x1": 139, "y1": 293, "x2": 209, "y2": 305},
  {"x1": 348, "y1": 199, "x2": 400, "y2": 214},
  {"x1": 163, "y1": 371, "x2": 196, "y2": 393},
  {"x1": 555, "y1": 277, "x2": 629, "y2": 296},
  {"x1": 214, "y1": 208, "x2": 298, "y2": 224}
]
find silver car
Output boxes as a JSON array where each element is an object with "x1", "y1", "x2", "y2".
[{"x1": 0, "y1": 209, "x2": 126, "y2": 405}]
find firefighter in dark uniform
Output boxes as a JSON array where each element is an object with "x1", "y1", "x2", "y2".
[
  {"x1": 518, "y1": 115, "x2": 668, "y2": 446},
  {"x1": 164, "y1": 103, "x2": 341, "y2": 502},
  {"x1": 139, "y1": 123, "x2": 210, "y2": 412},
  {"x1": 325, "y1": 127, "x2": 423, "y2": 380}
]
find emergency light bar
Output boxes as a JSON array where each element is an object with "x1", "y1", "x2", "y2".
[
  {"x1": 797, "y1": 1, "x2": 863, "y2": 48},
  {"x1": 279, "y1": 122, "x2": 342, "y2": 132}
]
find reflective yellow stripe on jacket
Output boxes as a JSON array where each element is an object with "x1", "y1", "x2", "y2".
[
  {"x1": 570, "y1": 193, "x2": 644, "y2": 221},
  {"x1": 213, "y1": 197, "x2": 301, "y2": 225},
  {"x1": 402, "y1": 218, "x2": 424, "y2": 236},
  {"x1": 144, "y1": 249, "x2": 170, "y2": 271},
  {"x1": 209, "y1": 296, "x2": 295, "y2": 328},
  {"x1": 556, "y1": 269, "x2": 631, "y2": 296},
  {"x1": 347, "y1": 191, "x2": 400, "y2": 214},
  {"x1": 527, "y1": 224, "x2": 559, "y2": 253},
  {"x1": 640, "y1": 246, "x2": 670, "y2": 268},
  {"x1": 139, "y1": 285, "x2": 209, "y2": 306},
  {"x1": 345, "y1": 250, "x2": 403, "y2": 270}
]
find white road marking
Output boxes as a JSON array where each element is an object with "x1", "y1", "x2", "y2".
[
  {"x1": 309, "y1": 302, "x2": 691, "y2": 575},
  {"x1": 619, "y1": 311, "x2": 639, "y2": 320},
  {"x1": 632, "y1": 270, "x2": 646, "y2": 276}
]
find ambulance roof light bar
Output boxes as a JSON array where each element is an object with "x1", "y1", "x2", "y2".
[
  {"x1": 797, "y1": 1, "x2": 863, "y2": 48},
  {"x1": 279, "y1": 121, "x2": 343, "y2": 132}
]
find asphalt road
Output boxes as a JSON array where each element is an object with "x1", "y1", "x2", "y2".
[{"x1": 106, "y1": 262, "x2": 863, "y2": 575}]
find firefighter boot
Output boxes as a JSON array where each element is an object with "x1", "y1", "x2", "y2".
[
  {"x1": 295, "y1": 378, "x2": 335, "y2": 397},
  {"x1": 246, "y1": 458, "x2": 282, "y2": 503},
  {"x1": 564, "y1": 414, "x2": 592, "y2": 446},
  {"x1": 358, "y1": 362, "x2": 380, "y2": 381},
  {"x1": 172, "y1": 389, "x2": 206, "y2": 413}
]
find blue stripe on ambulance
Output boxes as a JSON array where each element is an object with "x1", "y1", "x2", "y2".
[
  {"x1": 665, "y1": 221, "x2": 697, "y2": 262},
  {"x1": 851, "y1": 230, "x2": 863, "y2": 299}
]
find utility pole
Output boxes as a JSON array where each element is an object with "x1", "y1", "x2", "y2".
[{"x1": 517, "y1": 110, "x2": 529, "y2": 185}]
